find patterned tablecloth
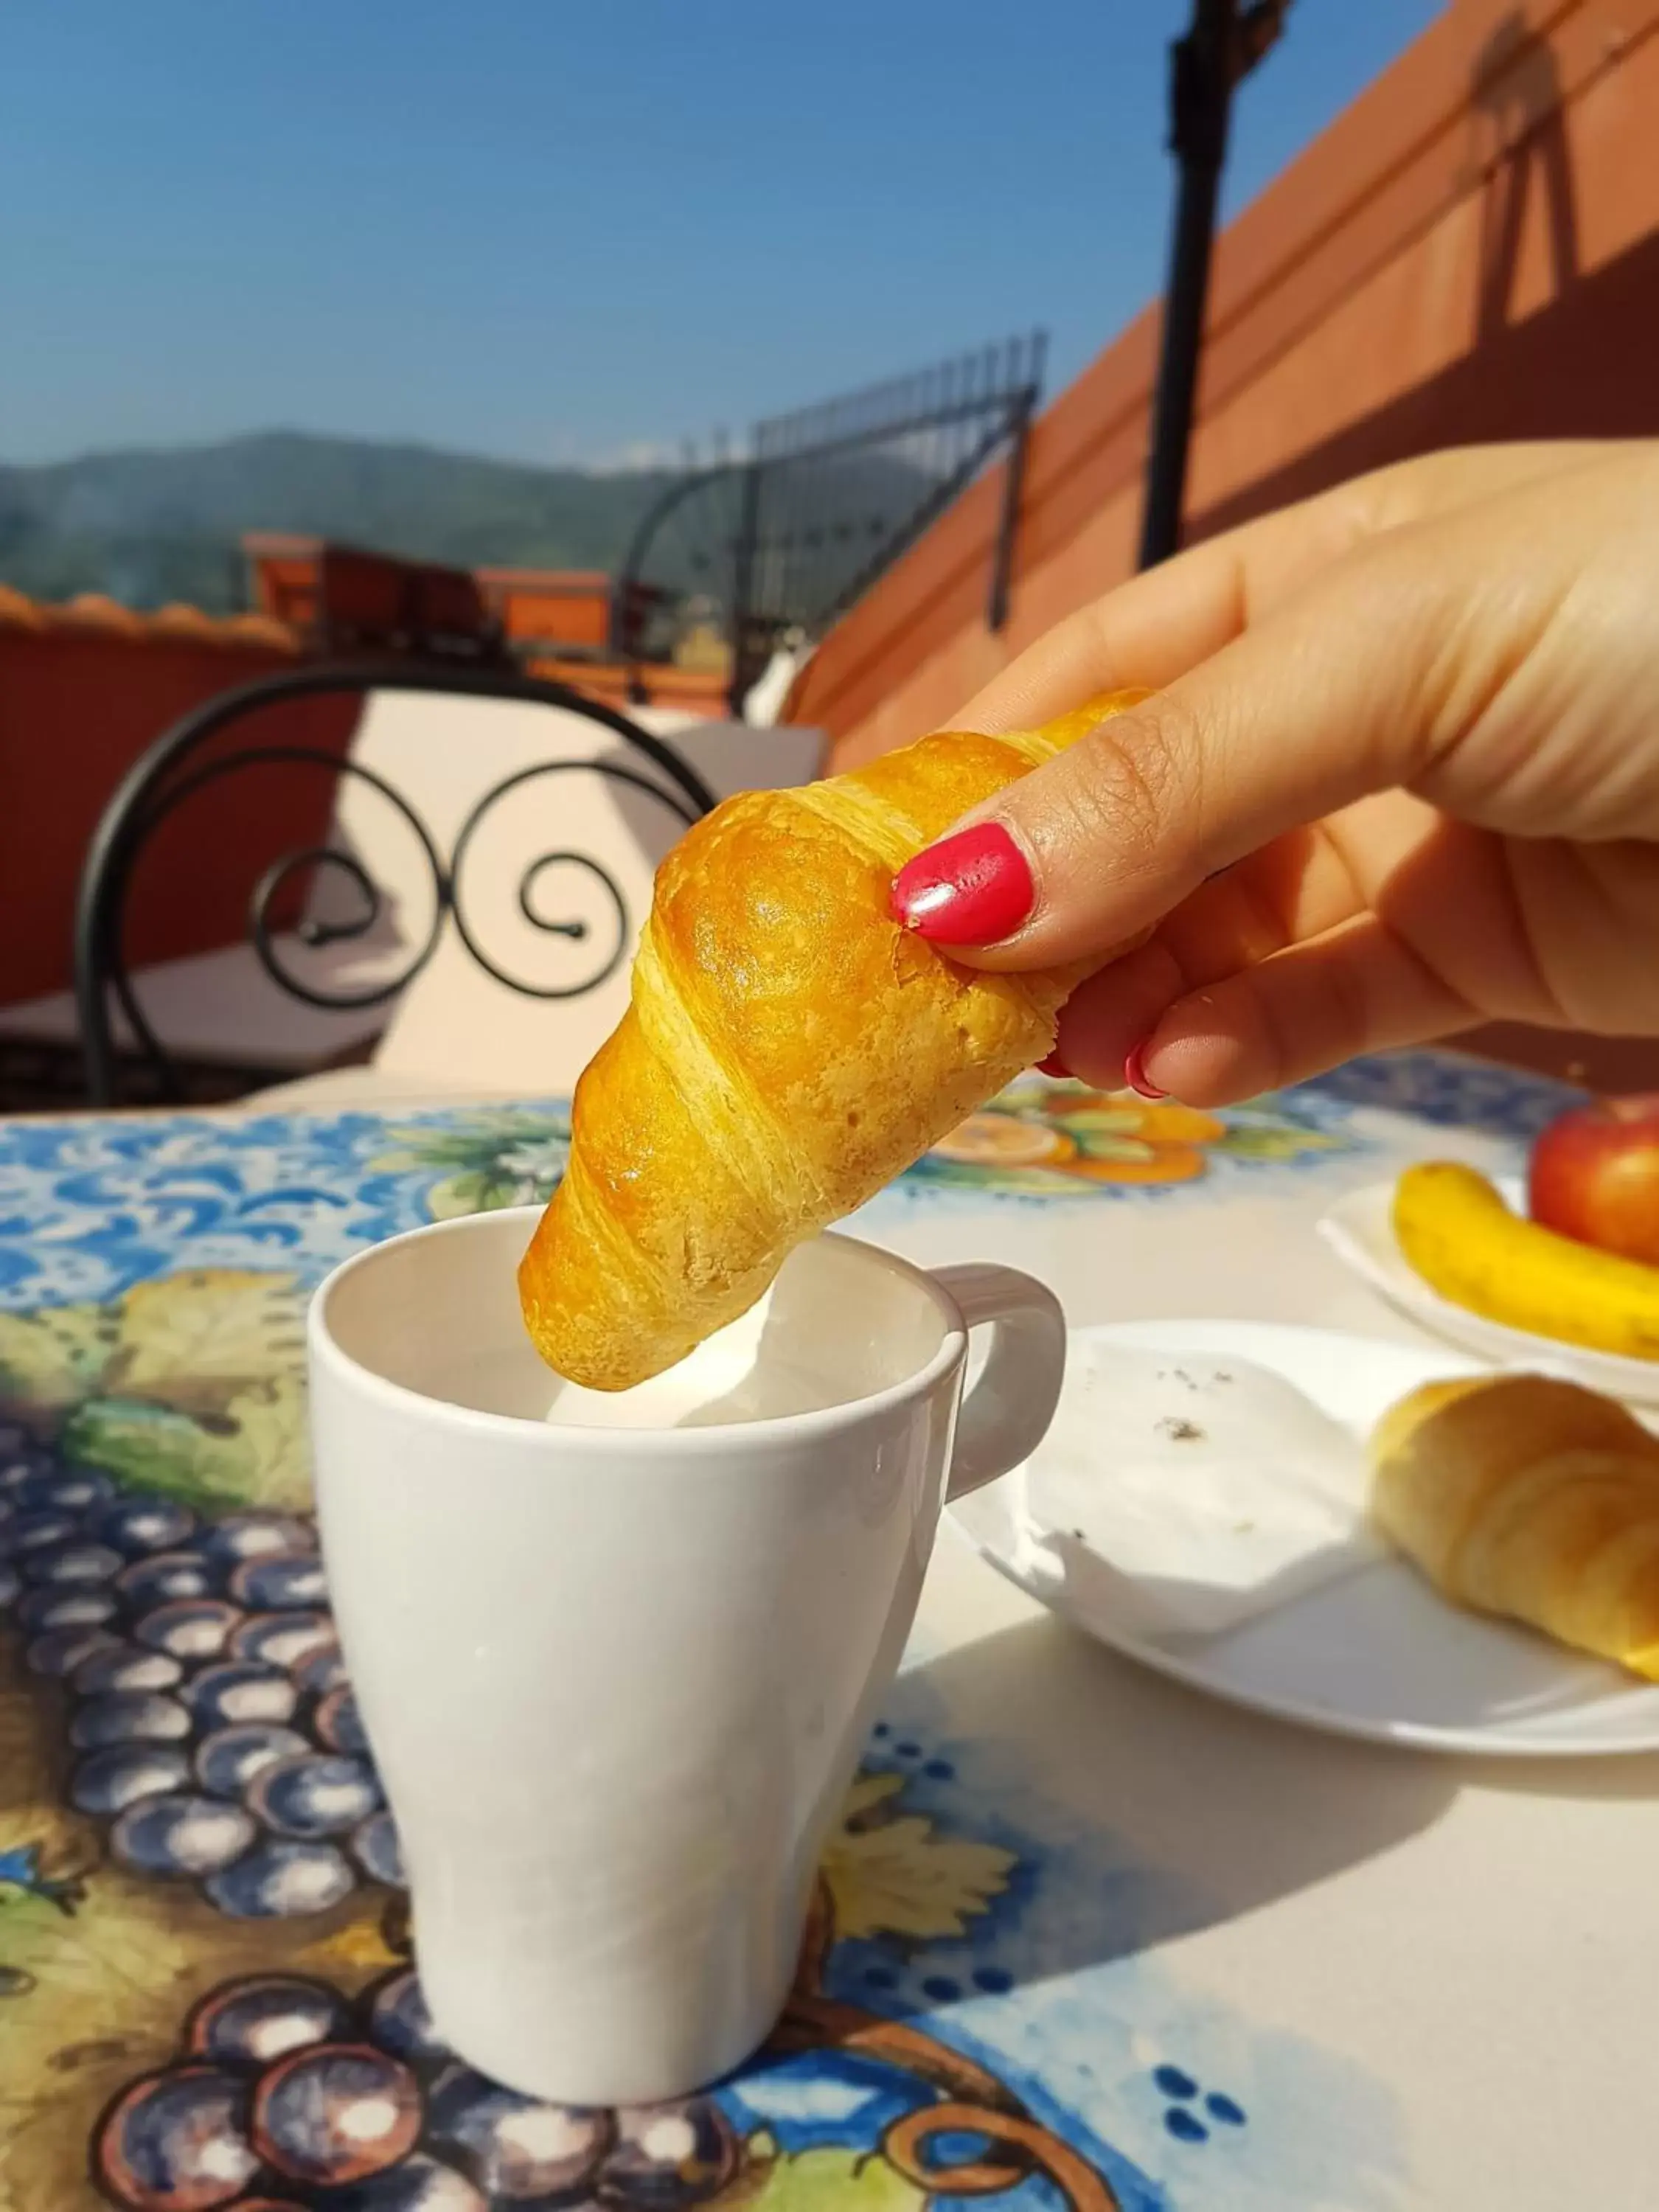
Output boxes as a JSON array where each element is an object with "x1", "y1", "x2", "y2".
[{"x1": 1, "y1": 1053, "x2": 1654, "y2": 2212}]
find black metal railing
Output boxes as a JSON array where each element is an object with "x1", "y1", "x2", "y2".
[
  {"x1": 613, "y1": 335, "x2": 1047, "y2": 713},
  {"x1": 74, "y1": 664, "x2": 716, "y2": 1108}
]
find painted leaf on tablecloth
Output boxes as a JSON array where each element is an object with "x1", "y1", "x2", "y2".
[
  {"x1": 375, "y1": 1114, "x2": 571, "y2": 1218},
  {"x1": 221, "y1": 1375, "x2": 310, "y2": 1500},
  {"x1": 0, "y1": 1305, "x2": 120, "y2": 1412},
  {"x1": 0, "y1": 1910, "x2": 397, "y2": 2211},
  {"x1": 62, "y1": 1374, "x2": 310, "y2": 1515},
  {"x1": 1048, "y1": 1107, "x2": 1153, "y2": 1138},
  {"x1": 427, "y1": 1169, "x2": 511, "y2": 1220},
  {"x1": 375, "y1": 1111, "x2": 568, "y2": 1171},
  {"x1": 1214, "y1": 1124, "x2": 1343, "y2": 1159},
  {"x1": 0, "y1": 1666, "x2": 195, "y2": 2211},
  {"x1": 909, "y1": 1160, "x2": 1084, "y2": 1198},
  {"x1": 0, "y1": 1643, "x2": 403, "y2": 2212},
  {"x1": 821, "y1": 1773, "x2": 1015, "y2": 1942},
  {"x1": 112, "y1": 1271, "x2": 306, "y2": 1413},
  {"x1": 740, "y1": 2142, "x2": 924, "y2": 2212}
]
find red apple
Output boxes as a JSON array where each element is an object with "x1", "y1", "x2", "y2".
[{"x1": 1528, "y1": 1094, "x2": 1659, "y2": 1266}]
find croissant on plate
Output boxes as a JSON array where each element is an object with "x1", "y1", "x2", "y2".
[
  {"x1": 1369, "y1": 1371, "x2": 1659, "y2": 1680},
  {"x1": 518, "y1": 689, "x2": 1147, "y2": 1389}
]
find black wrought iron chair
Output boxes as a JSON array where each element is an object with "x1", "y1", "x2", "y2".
[{"x1": 72, "y1": 662, "x2": 717, "y2": 1108}]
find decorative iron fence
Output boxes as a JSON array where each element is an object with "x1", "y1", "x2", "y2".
[{"x1": 613, "y1": 334, "x2": 1047, "y2": 713}]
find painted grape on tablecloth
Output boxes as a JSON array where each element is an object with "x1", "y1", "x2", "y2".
[
  {"x1": 0, "y1": 1052, "x2": 1548, "y2": 2209},
  {"x1": 0, "y1": 1053, "x2": 1565, "y2": 1315},
  {"x1": 0, "y1": 1290, "x2": 1247, "y2": 2212},
  {"x1": 379, "y1": 1077, "x2": 1372, "y2": 1222},
  {"x1": 0, "y1": 1419, "x2": 1214, "y2": 2209},
  {"x1": 0, "y1": 1382, "x2": 1404, "y2": 2211}
]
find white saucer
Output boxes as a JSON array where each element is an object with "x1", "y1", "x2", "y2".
[
  {"x1": 1318, "y1": 1177, "x2": 1659, "y2": 1407},
  {"x1": 945, "y1": 1318, "x2": 1659, "y2": 1756}
]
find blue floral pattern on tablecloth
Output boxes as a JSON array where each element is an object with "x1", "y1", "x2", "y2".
[
  {"x1": 0, "y1": 1048, "x2": 1571, "y2": 2211},
  {"x1": 0, "y1": 1051, "x2": 1570, "y2": 1313}
]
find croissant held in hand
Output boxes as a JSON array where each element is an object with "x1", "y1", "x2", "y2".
[
  {"x1": 1370, "y1": 1371, "x2": 1659, "y2": 1680},
  {"x1": 519, "y1": 689, "x2": 1147, "y2": 1390}
]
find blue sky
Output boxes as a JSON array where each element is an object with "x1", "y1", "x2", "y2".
[{"x1": 1, "y1": 2, "x2": 1444, "y2": 469}]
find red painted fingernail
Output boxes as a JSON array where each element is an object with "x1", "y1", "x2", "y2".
[
  {"x1": 1124, "y1": 1040, "x2": 1168, "y2": 1101},
  {"x1": 1038, "y1": 1051, "x2": 1072, "y2": 1078},
  {"x1": 889, "y1": 823, "x2": 1034, "y2": 945}
]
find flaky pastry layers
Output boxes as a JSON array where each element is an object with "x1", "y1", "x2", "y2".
[
  {"x1": 1371, "y1": 1371, "x2": 1659, "y2": 1680},
  {"x1": 518, "y1": 690, "x2": 1147, "y2": 1388}
]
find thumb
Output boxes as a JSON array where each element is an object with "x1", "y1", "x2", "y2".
[{"x1": 891, "y1": 528, "x2": 1464, "y2": 972}]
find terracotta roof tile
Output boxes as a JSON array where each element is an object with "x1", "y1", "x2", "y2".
[
  {"x1": 0, "y1": 583, "x2": 49, "y2": 632},
  {"x1": 148, "y1": 601, "x2": 223, "y2": 639},
  {"x1": 60, "y1": 593, "x2": 147, "y2": 636},
  {"x1": 218, "y1": 613, "x2": 300, "y2": 649},
  {"x1": 0, "y1": 583, "x2": 302, "y2": 651}
]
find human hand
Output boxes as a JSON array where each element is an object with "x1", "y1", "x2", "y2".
[{"x1": 888, "y1": 442, "x2": 1659, "y2": 1104}]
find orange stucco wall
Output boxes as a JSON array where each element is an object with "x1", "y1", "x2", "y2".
[
  {"x1": 796, "y1": 0, "x2": 1659, "y2": 768},
  {"x1": 0, "y1": 597, "x2": 361, "y2": 1007},
  {"x1": 246, "y1": 538, "x2": 622, "y2": 656},
  {"x1": 0, "y1": 589, "x2": 728, "y2": 1015}
]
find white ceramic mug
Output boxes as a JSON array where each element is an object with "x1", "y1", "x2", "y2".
[{"x1": 307, "y1": 1206, "x2": 1065, "y2": 2106}]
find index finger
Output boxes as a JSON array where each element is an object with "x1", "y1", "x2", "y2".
[{"x1": 959, "y1": 440, "x2": 1613, "y2": 734}]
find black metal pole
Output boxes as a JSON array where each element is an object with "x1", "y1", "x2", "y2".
[
  {"x1": 728, "y1": 458, "x2": 762, "y2": 718},
  {"x1": 1139, "y1": 0, "x2": 1237, "y2": 570},
  {"x1": 1138, "y1": 1, "x2": 1289, "y2": 570},
  {"x1": 987, "y1": 386, "x2": 1034, "y2": 633}
]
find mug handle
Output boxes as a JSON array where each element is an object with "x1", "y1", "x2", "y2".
[{"x1": 931, "y1": 1264, "x2": 1068, "y2": 1503}]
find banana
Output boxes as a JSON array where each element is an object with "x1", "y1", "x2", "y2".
[{"x1": 1393, "y1": 1161, "x2": 1659, "y2": 1363}]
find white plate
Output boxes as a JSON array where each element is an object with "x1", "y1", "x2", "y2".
[
  {"x1": 945, "y1": 1318, "x2": 1659, "y2": 1756},
  {"x1": 1318, "y1": 1177, "x2": 1659, "y2": 1407}
]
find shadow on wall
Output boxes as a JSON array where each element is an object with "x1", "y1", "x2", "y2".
[
  {"x1": 1192, "y1": 11, "x2": 1659, "y2": 543},
  {"x1": 1192, "y1": 224, "x2": 1659, "y2": 545},
  {"x1": 1471, "y1": 10, "x2": 1579, "y2": 343}
]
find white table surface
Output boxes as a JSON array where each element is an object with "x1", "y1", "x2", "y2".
[
  {"x1": 845, "y1": 1128, "x2": 1659, "y2": 2211},
  {"x1": 0, "y1": 1053, "x2": 1652, "y2": 2210}
]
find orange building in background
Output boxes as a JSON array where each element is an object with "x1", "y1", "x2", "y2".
[
  {"x1": 794, "y1": 0, "x2": 1659, "y2": 766},
  {"x1": 0, "y1": 590, "x2": 358, "y2": 1008},
  {"x1": 244, "y1": 537, "x2": 615, "y2": 658},
  {"x1": 8, "y1": 0, "x2": 1657, "y2": 1051},
  {"x1": 242, "y1": 534, "x2": 726, "y2": 711},
  {"x1": 0, "y1": 548, "x2": 727, "y2": 1016}
]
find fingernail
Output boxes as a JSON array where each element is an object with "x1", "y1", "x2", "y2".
[
  {"x1": 1124, "y1": 1039, "x2": 1168, "y2": 1101},
  {"x1": 890, "y1": 822, "x2": 1034, "y2": 945},
  {"x1": 1037, "y1": 1051, "x2": 1071, "y2": 1078}
]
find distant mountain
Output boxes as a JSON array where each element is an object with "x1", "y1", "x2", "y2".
[
  {"x1": 0, "y1": 431, "x2": 681, "y2": 613},
  {"x1": 0, "y1": 427, "x2": 958, "y2": 631}
]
